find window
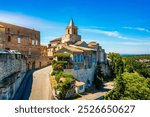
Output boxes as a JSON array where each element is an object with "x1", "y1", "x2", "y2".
[
  {"x1": 79, "y1": 85, "x2": 83, "y2": 90},
  {"x1": 8, "y1": 36, "x2": 11, "y2": 42},
  {"x1": 36, "y1": 40, "x2": 38, "y2": 45},
  {"x1": 74, "y1": 54, "x2": 78, "y2": 62},
  {"x1": 80, "y1": 55, "x2": 83, "y2": 62},
  {"x1": 17, "y1": 37, "x2": 21, "y2": 43},
  {"x1": 93, "y1": 57, "x2": 96, "y2": 63},
  {"x1": 32, "y1": 40, "x2": 34, "y2": 45},
  {"x1": 74, "y1": 65, "x2": 80, "y2": 70}
]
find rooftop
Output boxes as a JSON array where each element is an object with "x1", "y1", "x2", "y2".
[
  {"x1": 70, "y1": 45, "x2": 96, "y2": 51},
  {"x1": 50, "y1": 37, "x2": 62, "y2": 42},
  {"x1": 63, "y1": 45, "x2": 83, "y2": 53}
]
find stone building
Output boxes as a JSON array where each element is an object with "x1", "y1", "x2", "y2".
[
  {"x1": 48, "y1": 19, "x2": 108, "y2": 91},
  {"x1": 0, "y1": 22, "x2": 49, "y2": 69}
]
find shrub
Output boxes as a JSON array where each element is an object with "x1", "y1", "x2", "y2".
[
  {"x1": 55, "y1": 72, "x2": 63, "y2": 82},
  {"x1": 55, "y1": 53, "x2": 71, "y2": 61},
  {"x1": 53, "y1": 64, "x2": 63, "y2": 71},
  {"x1": 57, "y1": 77, "x2": 74, "y2": 99},
  {"x1": 56, "y1": 61, "x2": 68, "y2": 68},
  {"x1": 62, "y1": 72, "x2": 74, "y2": 78},
  {"x1": 51, "y1": 60, "x2": 56, "y2": 67},
  {"x1": 51, "y1": 70, "x2": 61, "y2": 76},
  {"x1": 105, "y1": 72, "x2": 150, "y2": 100}
]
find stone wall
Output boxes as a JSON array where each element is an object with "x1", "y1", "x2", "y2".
[
  {"x1": 64, "y1": 66, "x2": 95, "y2": 87},
  {"x1": 0, "y1": 53, "x2": 27, "y2": 99}
]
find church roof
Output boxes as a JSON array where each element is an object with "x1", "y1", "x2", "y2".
[
  {"x1": 56, "y1": 45, "x2": 83, "y2": 53},
  {"x1": 88, "y1": 42, "x2": 97, "y2": 47},
  {"x1": 64, "y1": 45, "x2": 83, "y2": 53},
  {"x1": 70, "y1": 45, "x2": 96, "y2": 51},
  {"x1": 69, "y1": 18, "x2": 74, "y2": 26},
  {"x1": 50, "y1": 37, "x2": 61, "y2": 42},
  {"x1": 74, "y1": 41, "x2": 83, "y2": 46}
]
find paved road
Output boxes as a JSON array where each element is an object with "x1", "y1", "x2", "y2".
[
  {"x1": 29, "y1": 65, "x2": 54, "y2": 100},
  {"x1": 77, "y1": 82, "x2": 114, "y2": 100}
]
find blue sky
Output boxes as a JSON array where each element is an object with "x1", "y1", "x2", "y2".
[{"x1": 0, "y1": 0, "x2": 150, "y2": 54}]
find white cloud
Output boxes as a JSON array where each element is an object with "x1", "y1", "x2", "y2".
[
  {"x1": 0, "y1": 11, "x2": 65, "y2": 45},
  {"x1": 80, "y1": 28, "x2": 140, "y2": 41},
  {"x1": 0, "y1": 11, "x2": 49, "y2": 30},
  {"x1": 123, "y1": 26, "x2": 150, "y2": 33},
  {"x1": 118, "y1": 41, "x2": 150, "y2": 46}
]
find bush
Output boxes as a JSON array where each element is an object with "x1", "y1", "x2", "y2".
[
  {"x1": 57, "y1": 77, "x2": 74, "y2": 99},
  {"x1": 51, "y1": 70, "x2": 61, "y2": 76},
  {"x1": 53, "y1": 64, "x2": 63, "y2": 71},
  {"x1": 56, "y1": 61, "x2": 68, "y2": 68},
  {"x1": 51, "y1": 60, "x2": 56, "y2": 67},
  {"x1": 105, "y1": 72, "x2": 150, "y2": 100},
  {"x1": 55, "y1": 53, "x2": 71, "y2": 61},
  {"x1": 62, "y1": 72, "x2": 74, "y2": 78},
  {"x1": 55, "y1": 72, "x2": 63, "y2": 83}
]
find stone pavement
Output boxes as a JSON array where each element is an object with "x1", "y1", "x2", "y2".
[{"x1": 29, "y1": 65, "x2": 54, "y2": 100}]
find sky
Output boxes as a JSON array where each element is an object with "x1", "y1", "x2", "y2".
[{"x1": 0, "y1": 0, "x2": 150, "y2": 54}]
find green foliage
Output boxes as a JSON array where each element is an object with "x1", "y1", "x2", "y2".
[
  {"x1": 105, "y1": 72, "x2": 150, "y2": 100},
  {"x1": 93, "y1": 63, "x2": 104, "y2": 90},
  {"x1": 108, "y1": 52, "x2": 124, "y2": 77},
  {"x1": 106, "y1": 54, "x2": 150, "y2": 100},
  {"x1": 51, "y1": 60, "x2": 56, "y2": 67},
  {"x1": 61, "y1": 72, "x2": 74, "y2": 78},
  {"x1": 51, "y1": 70, "x2": 61, "y2": 76},
  {"x1": 53, "y1": 64, "x2": 64, "y2": 72},
  {"x1": 55, "y1": 72, "x2": 63, "y2": 83},
  {"x1": 124, "y1": 55, "x2": 150, "y2": 78},
  {"x1": 56, "y1": 61, "x2": 68, "y2": 68},
  {"x1": 51, "y1": 53, "x2": 75, "y2": 99},
  {"x1": 55, "y1": 53, "x2": 71, "y2": 61},
  {"x1": 57, "y1": 78, "x2": 74, "y2": 99}
]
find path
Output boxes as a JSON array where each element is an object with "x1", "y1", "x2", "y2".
[
  {"x1": 77, "y1": 82, "x2": 114, "y2": 100},
  {"x1": 29, "y1": 65, "x2": 53, "y2": 100}
]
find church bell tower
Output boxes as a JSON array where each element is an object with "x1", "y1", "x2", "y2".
[{"x1": 66, "y1": 18, "x2": 78, "y2": 35}]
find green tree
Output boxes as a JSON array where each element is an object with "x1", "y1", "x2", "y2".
[
  {"x1": 93, "y1": 64, "x2": 104, "y2": 90},
  {"x1": 108, "y1": 52, "x2": 124, "y2": 77},
  {"x1": 105, "y1": 72, "x2": 150, "y2": 100},
  {"x1": 57, "y1": 78, "x2": 74, "y2": 99}
]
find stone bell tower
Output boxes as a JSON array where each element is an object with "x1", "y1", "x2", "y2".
[
  {"x1": 66, "y1": 18, "x2": 78, "y2": 35},
  {"x1": 62, "y1": 18, "x2": 81, "y2": 44}
]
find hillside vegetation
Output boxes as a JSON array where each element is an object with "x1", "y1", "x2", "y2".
[{"x1": 105, "y1": 53, "x2": 150, "y2": 100}]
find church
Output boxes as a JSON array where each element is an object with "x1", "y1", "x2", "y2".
[{"x1": 48, "y1": 19, "x2": 107, "y2": 92}]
